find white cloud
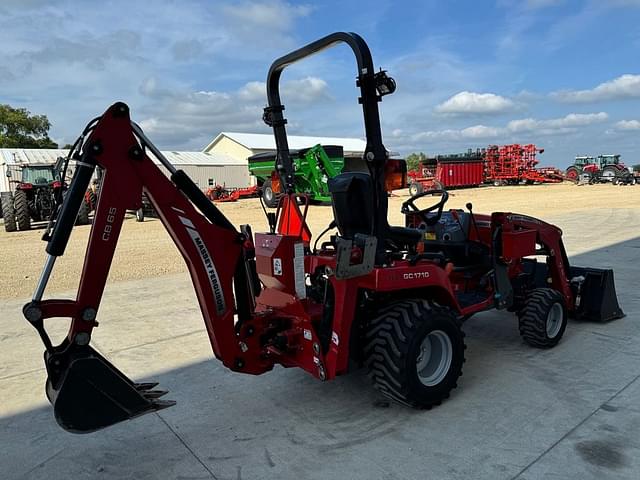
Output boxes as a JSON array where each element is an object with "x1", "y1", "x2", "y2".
[
  {"x1": 507, "y1": 112, "x2": 609, "y2": 132},
  {"x1": 615, "y1": 119, "x2": 640, "y2": 130},
  {"x1": 222, "y1": 1, "x2": 312, "y2": 30},
  {"x1": 237, "y1": 81, "x2": 266, "y2": 102},
  {"x1": 136, "y1": 75, "x2": 330, "y2": 149},
  {"x1": 552, "y1": 74, "x2": 640, "y2": 103},
  {"x1": 412, "y1": 112, "x2": 609, "y2": 142},
  {"x1": 283, "y1": 77, "x2": 331, "y2": 104},
  {"x1": 138, "y1": 88, "x2": 265, "y2": 148},
  {"x1": 460, "y1": 125, "x2": 503, "y2": 138},
  {"x1": 237, "y1": 77, "x2": 330, "y2": 104},
  {"x1": 413, "y1": 124, "x2": 502, "y2": 142},
  {"x1": 435, "y1": 91, "x2": 515, "y2": 114}
]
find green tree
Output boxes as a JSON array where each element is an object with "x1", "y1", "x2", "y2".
[
  {"x1": 405, "y1": 152, "x2": 427, "y2": 172},
  {"x1": 0, "y1": 104, "x2": 58, "y2": 148},
  {"x1": 633, "y1": 164, "x2": 640, "y2": 173}
]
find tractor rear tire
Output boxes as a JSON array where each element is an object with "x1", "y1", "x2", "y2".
[
  {"x1": 14, "y1": 190, "x2": 31, "y2": 231},
  {"x1": 262, "y1": 179, "x2": 279, "y2": 208},
  {"x1": 1, "y1": 192, "x2": 16, "y2": 232},
  {"x1": 76, "y1": 199, "x2": 91, "y2": 225},
  {"x1": 518, "y1": 288, "x2": 567, "y2": 348},
  {"x1": 601, "y1": 166, "x2": 619, "y2": 183},
  {"x1": 364, "y1": 299, "x2": 465, "y2": 409},
  {"x1": 409, "y1": 182, "x2": 423, "y2": 197}
]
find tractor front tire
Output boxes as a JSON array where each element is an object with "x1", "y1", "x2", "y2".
[
  {"x1": 1, "y1": 192, "x2": 16, "y2": 232},
  {"x1": 75, "y1": 199, "x2": 91, "y2": 225},
  {"x1": 365, "y1": 299, "x2": 465, "y2": 409},
  {"x1": 135, "y1": 208, "x2": 144, "y2": 222},
  {"x1": 14, "y1": 190, "x2": 31, "y2": 231},
  {"x1": 565, "y1": 167, "x2": 580, "y2": 182},
  {"x1": 408, "y1": 182, "x2": 423, "y2": 197},
  {"x1": 262, "y1": 179, "x2": 279, "y2": 208},
  {"x1": 518, "y1": 288, "x2": 567, "y2": 348}
]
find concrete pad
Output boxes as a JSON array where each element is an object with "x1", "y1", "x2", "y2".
[
  {"x1": 515, "y1": 374, "x2": 640, "y2": 479},
  {"x1": 1, "y1": 210, "x2": 639, "y2": 480}
]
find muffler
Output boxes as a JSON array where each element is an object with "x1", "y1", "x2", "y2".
[{"x1": 45, "y1": 341, "x2": 174, "y2": 433}]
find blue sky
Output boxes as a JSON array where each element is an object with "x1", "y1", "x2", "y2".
[{"x1": 1, "y1": 0, "x2": 639, "y2": 167}]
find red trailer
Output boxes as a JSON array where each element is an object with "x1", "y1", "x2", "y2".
[{"x1": 408, "y1": 153, "x2": 484, "y2": 195}]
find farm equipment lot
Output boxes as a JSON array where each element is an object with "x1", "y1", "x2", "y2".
[
  {"x1": 1, "y1": 182, "x2": 640, "y2": 479},
  {"x1": 1, "y1": 182, "x2": 638, "y2": 300}
]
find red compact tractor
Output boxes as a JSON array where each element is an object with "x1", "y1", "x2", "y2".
[{"x1": 23, "y1": 33, "x2": 624, "y2": 433}]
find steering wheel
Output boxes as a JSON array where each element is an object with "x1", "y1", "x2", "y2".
[{"x1": 401, "y1": 189, "x2": 449, "y2": 226}]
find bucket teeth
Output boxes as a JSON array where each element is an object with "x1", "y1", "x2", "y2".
[
  {"x1": 142, "y1": 389, "x2": 169, "y2": 399},
  {"x1": 134, "y1": 382, "x2": 159, "y2": 391},
  {"x1": 152, "y1": 399, "x2": 177, "y2": 411}
]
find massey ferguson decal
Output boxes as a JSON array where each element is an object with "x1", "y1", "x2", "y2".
[{"x1": 180, "y1": 216, "x2": 226, "y2": 315}]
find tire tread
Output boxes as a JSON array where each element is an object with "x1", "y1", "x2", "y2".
[{"x1": 364, "y1": 299, "x2": 464, "y2": 408}]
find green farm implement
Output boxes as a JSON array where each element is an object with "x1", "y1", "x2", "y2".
[{"x1": 248, "y1": 144, "x2": 344, "y2": 207}]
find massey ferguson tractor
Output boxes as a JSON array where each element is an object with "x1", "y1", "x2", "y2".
[
  {"x1": 2, "y1": 159, "x2": 91, "y2": 232},
  {"x1": 23, "y1": 32, "x2": 624, "y2": 434},
  {"x1": 565, "y1": 154, "x2": 630, "y2": 184}
]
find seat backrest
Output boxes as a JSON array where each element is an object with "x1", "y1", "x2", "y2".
[{"x1": 328, "y1": 172, "x2": 374, "y2": 239}]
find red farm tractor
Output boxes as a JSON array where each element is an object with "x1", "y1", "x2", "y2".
[
  {"x1": 2, "y1": 159, "x2": 90, "y2": 232},
  {"x1": 23, "y1": 33, "x2": 624, "y2": 433},
  {"x1": 566, "y1": 155, "x2": 631, "y2": 184}
]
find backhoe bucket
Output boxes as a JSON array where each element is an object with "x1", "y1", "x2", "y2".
[
  {"x1": 570, "y1": 266, "x2": 625, "y2": 322},
  {"x1": 45, "y1": 343, "x2": 175, "y2": 433}
]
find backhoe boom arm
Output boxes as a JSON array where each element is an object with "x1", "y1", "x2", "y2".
[{"x1": 23, "y1": 103, "x2": 266, "y2": 432}]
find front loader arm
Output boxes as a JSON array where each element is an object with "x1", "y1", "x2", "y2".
[
  {"x1": 496, "y1": 213, "x2": 573, "y2": 307},
  {"x1": 23, "y1": 103, "x2": 266, "y2": 432},
  {"x1": 493, "y1": 212, "x2": 624, "y2": 321}
]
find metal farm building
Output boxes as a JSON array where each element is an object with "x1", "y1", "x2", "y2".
[{"x1": 1, "y1": 149, "x2": 248, "y2": 192}]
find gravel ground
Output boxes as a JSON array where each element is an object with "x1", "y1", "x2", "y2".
[{"x1": 1, "y1": 182, "x2": 638, "y2": 299}]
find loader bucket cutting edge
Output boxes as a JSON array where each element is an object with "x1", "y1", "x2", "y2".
[{"x1": 45, "y1": 344, "x2": 175, "y2": 433}]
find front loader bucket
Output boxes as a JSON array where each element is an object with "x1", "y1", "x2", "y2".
[
  {"x1": 45, "y1": 344, "x2": 175, "y2": 433},
  {"x1": 570, "y1": 266, "x2": 625, "y2": 322}
]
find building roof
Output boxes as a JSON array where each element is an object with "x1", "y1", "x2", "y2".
[
  {"x1": 0, "y1": 148, "x2": 244, "y2": 166},
  {"x1": 204, "y1": 132, "x2": 368, "y2": 154},
  {"x1": 0, "y1": 149, "x2": 69, "y2": 165},
  {"x1": 154, "y1": 150, "x2": 245, "y2": 166}
]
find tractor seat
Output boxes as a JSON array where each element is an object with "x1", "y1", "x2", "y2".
[{"x1": 328, "y1": 172, "x2": 422, "y2": 249}]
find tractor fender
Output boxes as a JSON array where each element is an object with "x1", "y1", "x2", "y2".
[
  {"x1": 361, "y1": 265, "x2": 461, "y2": 313},
  {"x1": 389, "y1": 285, "x2": 461, "y2": 313}
]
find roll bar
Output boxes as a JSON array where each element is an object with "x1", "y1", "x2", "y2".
[{"x1": 263, "y1": 31, "x2": 395, "y2": 244}]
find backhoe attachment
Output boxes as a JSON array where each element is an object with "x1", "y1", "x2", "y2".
[{"x1": 24, "y1": 102, "x2": 259, "y2": 432}]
